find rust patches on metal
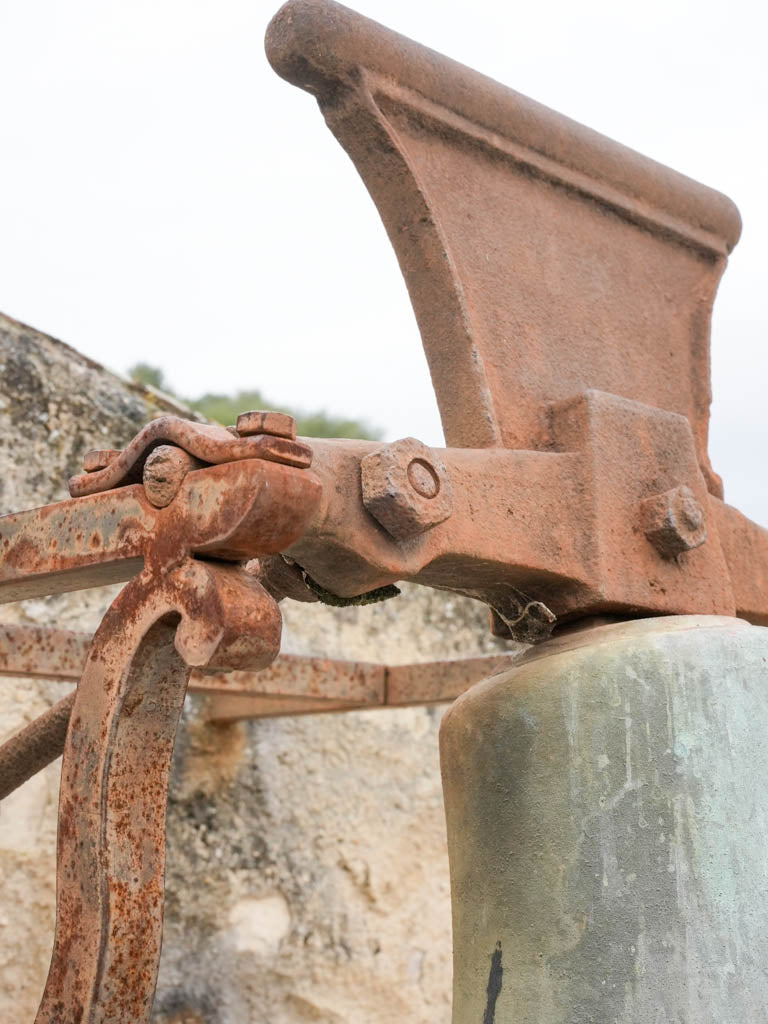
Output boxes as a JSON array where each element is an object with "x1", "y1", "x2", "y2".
[
  {"x1": 2, "y1": 2, "x2": 768, "y2": 1020},
  {"x1": 285, "y1": 395, "x2": 744, "y2": 639},
  {"x1": 1, "y1": 622, "x2": 519, "y2": 782},
  {"x1": 235, "y1": 409, "x2": 297, "y2": 440},
  {"x1": 262, "y1": 0, "x2": 768, "y2": 637},
  {"x1": 35, "y1": 559, "x2": 285, "y2": 1024},
  {"x1": 0, "y1": 691, "x2": 74, "y2": 801},
  {"x1": 142, "y1": 445, "x2": 202, "y2": 508},
  {"x1": 0, "y1": 410, "x2": 323, "y2": 1022},
  {"x1": 201, "y1": 651, "x2": 520, "y2": 720},
  {"x1": 641, "y1": 484, "x2": 707, "y2": 559},
  {"x1": 82, "y1": 449, "x2": 121, "y2": 473},
  {"x1": 196, "y1": 653, "x2": 385, "y2": 704},
  {"x1": 36, "y1": 590, "x2": 190, "y2": 1024},
  {"x1": 68, "y1": 414, "x2": 312, "y2": 497},
  {"x1": 0, "y1": 624, "x2": 91, "y2": 680},
  {"x1": 0, "y1": 458, "x2": 321, "y2": 605},
  {"x1": 384, "y1": 653, "x2": 519, "y2": 706}
]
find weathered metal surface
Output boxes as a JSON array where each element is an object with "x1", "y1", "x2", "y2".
[
  {"x1": 0, "y1": 622, "x2": 519, "y2": 789},
  {"x1": 0, "y1": 624, "x2": 91, "y2": 679},
  {"x1": 236, "y1": 409, "x2": 297, "y2": 439},
  {"x1": 641, "y1": 483, "x2": 707, "y2": 559},
  {"x1": 0, "y1": 622, "x2": 514, "y2": 702},
  {"x1": 283, "y1": 398, "x2": 742, "y2": 632},
  {"x1": 0, "y1": 413, "x2": 323, "y2": 1021},
  {"x1": 69, "y1": 414, "x2": 312, "y2": 497},
  {"x1": 1, "y1": 2, "x2": 767, "y2": 1020},
  {"x1": 266, "y1": 0, "x2": 738, "y2": 499},
  {"x1": 198, "y1": 651, "x2": 519, "y2": 720},
  {"x1": 384, "y1": 653, "x2": 515, "y2": 706},
  {"x1": 196, "y1": 653, "x2": 385, "y2": 705},
  {"x1": 36, "y1": 560, "x2": 283, "y2": 1024},
  {"x1": 0, "y1": 691, "x2": 74, "y2": 801},
  {"x1": 3, "y1": 0, "x2": 763, "y2": 647},
  {"x1": 0, "y1": 8, "x2": 760, "y2": 707},
  {"x1": 710, "y1": 499, "x2": 768, "y2": 625},
  {"x1": 259, "y1": 0, "x2": 768, "y2": 639},
  {"x1": 0, "y1": 456, "x2": 321, "y2": 603},
  {"x1": 202, "y1": 693, "x2": 363, "y2": 721},
  {"x1": 82, "y1": 449, "x2": 121, "y2": 473},
  {"x1": 142, "y1": 444, "x2": 202, "y2": 508},
  {"x1": 361, "y1": 436, "x2": 454, "y2": 540}
]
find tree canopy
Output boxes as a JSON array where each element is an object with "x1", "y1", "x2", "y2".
[{"x1": 128, "y1": 363, "x2": 382, "y2": 440}]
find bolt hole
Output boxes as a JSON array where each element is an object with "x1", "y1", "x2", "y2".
[{"x1": 407, "y1": 458, "x2": 440, "y2": 498}]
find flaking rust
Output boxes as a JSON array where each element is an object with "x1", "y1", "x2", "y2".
[
  {"x1": 1, "y1": 0, "x2": 768, "y2": 1020},
  {"x1": 1, "y1": 414, "x2": 321, "y2": 1023}
]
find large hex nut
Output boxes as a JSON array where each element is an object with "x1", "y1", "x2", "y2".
[
  {"x1": 361, "y1": 437, "x2": 453, "y2": 541},
  {"x1": 641, "y1": 484, "x2": 707, "y2": 559}
]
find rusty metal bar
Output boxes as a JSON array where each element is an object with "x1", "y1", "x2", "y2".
[
  {"x1": 0, "y1": 459, "x2": 321, "y2": 605},
  {"x1": 385, "y1": 653, "x2": 515, "y2": 705},
  {"x1": 0, "y1": 621, "x2": 519, "y2": 806},
  {"x1": 0, "y1": 622, "x2": 517, "y2": 705},
  {"x1": 0, "y1": 622, "x2": 521, "y2": 779},
  {"x1": 194, "y1": 656, "x2": 385, "y2": 705},
  {"x1": 0, "y1": 692, "x2": 74, "y2": 801},
  {"x1": 0, "y1": 624, "x2": 91, "y2": 679},
  {"x1": 200, "y1": 694, "x2": 365, "y2": 721}
]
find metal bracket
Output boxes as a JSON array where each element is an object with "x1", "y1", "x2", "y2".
[
  {"x1": 2, "y1": 417, "x2": 321, "y2": 1021},
  {"x1": 262, "y1": 0, "x2": 767, "y2": 636}
]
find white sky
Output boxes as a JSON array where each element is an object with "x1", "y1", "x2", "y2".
[{"x1": 1, "y1": 0, "x2": 766, "y2": 523}]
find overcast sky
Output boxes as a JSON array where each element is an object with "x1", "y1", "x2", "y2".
[{"x1": 1, "y1": 0, "x2": 766, "y2": 524}]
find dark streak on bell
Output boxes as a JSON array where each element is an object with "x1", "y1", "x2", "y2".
[{"x1": 483, "y1": 941, "x2": 503, "y2": 1024}]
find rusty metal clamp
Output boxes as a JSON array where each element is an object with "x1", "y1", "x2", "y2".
[{"x1": 1, "y1": 411, "x2": 321, "y2": 1023}]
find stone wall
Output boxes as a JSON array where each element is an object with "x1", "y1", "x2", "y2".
[{"x1": 0, "y1": 314, "x2": 514, "y2": 1023}]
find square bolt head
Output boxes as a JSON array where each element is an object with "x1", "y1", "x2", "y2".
[
  {"x1": 641, "y1": 484, "x2": 707, "y2": 559},
  {"x1": 236, "y1": 410, "x2": 296, "y2": 440},
  {"x1": 361, "y1": 437, "x2": 453, "y2": 541}
]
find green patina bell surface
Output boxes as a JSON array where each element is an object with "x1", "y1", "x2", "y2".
[{"x1": 440, "y1": 616, "x2": 768, "y2": 1024}]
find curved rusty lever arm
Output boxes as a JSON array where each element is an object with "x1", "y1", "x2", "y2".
[{"x1": 35, "y1": 560, "x2": 283, "y2": 1024}]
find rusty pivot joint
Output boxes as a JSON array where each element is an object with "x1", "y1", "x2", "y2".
[{"x1": 0, "y1": 409, "x2": 323, "y2": 1023}]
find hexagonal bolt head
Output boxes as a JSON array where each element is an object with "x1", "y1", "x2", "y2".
[
  {"x1": 361, "y1": 437, "x2": 453, "y2": 541},
  {"x1": 236, "y1": 410, "x2": 296, "y2": 440},
  {"x1": 641, "y1": 484, "x2": 707, "y2": 559}
]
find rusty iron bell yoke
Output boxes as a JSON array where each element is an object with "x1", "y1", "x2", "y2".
[{"x1": 1, "y1": 1, "x2": 767, "y2": 1021}]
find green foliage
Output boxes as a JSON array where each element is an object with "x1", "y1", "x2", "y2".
[
  {"x1": 189, "y1": 390, "x2": 266, "y2": 427},
  {"x1": 129, "y1": 362, "x2": 170, "y2": 392},
  {"x1": 293, "y1": 411, "x2": 381, "y2": 441},
  {"x1": 128, "y1": 365, "x2": 382, "y2": 440}
]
